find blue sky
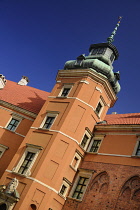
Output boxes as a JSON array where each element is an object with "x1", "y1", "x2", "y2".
[{"x1": 0, "y1": 0, "x2": 140, "y2": 114}]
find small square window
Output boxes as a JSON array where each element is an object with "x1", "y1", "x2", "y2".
[
  {"x1": 81, "y1": 131, "x2": 91, "y2": 150},
  {"x1": 81, "y1": 134, "x2": 89, "y2": 148},
  {"x1": 95, "y1": 100, "x2": 104, "y2": 117},
  {"x1": 6, "y1": 118, "x2": 20, "y2": 131},
  {"x1": 0, "y1": 144, "x2": 8, "y2": 158},
  {"x1": 59, "y1": 84, "x2": 73, "y2": 97},
  {"x1": 89, "y1": 140, "x2": 101, "y2": 153},
  {"x1": 59, "y1": 179, "x2": 71, "y2": 198},
  {"x1": 43, "y1": 116, "x2": 55, "y2": 129},
  {"x1": 40, "y1": 112, "x2": 58, "y2": 130},
  {"x1": 71, "y1": 152, "x2": 82, "y2": 170},
  {"x1": 61, "y1": 88, "x2": 71, "y2": 97}
]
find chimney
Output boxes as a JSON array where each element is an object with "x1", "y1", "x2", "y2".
[
  {"x1": 18, "y1": 76, "x2": 29, "y2": 86},
  {"x1": 112, "y1": 112, "x2": 117, "y2": 114},
  {"x1": 0, "y1": 74, "x2": 7, "y2": 89}
]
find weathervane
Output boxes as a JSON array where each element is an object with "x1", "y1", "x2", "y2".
[{"x1": 107, "y1": 16, "x2": 122, "y2": 43}]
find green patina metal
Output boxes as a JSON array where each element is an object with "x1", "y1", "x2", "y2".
[{"x1": 107, "y1": 16, "x2": 122, "y2": 43}]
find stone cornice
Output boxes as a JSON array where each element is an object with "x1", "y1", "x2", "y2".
[
  {"x1": 95, "y1": 124, "x2": 140, "y2": 132},
  {"x1": 56, "y1": 68, "x2": 117, "y2": 107},
  {"x1": 0, "y1": 100, "x2": 37, "y2": 118}
]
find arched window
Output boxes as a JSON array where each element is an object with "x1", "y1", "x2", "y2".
[{"x1": 0, "y1": 203, "x2": 7, "y2": 210}]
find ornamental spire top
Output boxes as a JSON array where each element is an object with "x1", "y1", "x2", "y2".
[{"x1": 107, "y1": 16, "x2": 122, "y2": 43}]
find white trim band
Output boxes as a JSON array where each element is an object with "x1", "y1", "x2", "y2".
[{"x1": 6, "y1": 170, "x2": 58, "y2": 194}]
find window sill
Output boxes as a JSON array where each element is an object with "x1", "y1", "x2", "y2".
[
  {"x1": 131, "y1": 155, "x2": 140, "y2": 158},
  {"x1": 86, "y1": 151, "x2": 98, "y2": 155},
  {"x1": 69, "y1": 165, "x2": 77, "y2": 172},
  {"x1": 56, "y1": 96, "x2": 67, "y2": 99},
  {"x1": 12, "y1": 171, "x2": 28, "y2": 178},
  {"x1": 58, "y1": 192, "x2": 66, "y2": 200},
  {"x1": 67, "y1": 196, "x2": 82, "y2": 202},
  {"x1": 4, "y1": 128, "x2": 16, "y2": 133},
  {"x1": 38, "y1": 128, "x2": 50, "y2": 131}
]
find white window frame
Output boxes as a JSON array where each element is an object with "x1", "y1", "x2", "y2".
[
  {"x1": 95, "y1": 99, "x2": 104, "y2": 117},
  {"x1": 0, "y1": 144, "x2": 8, "y2": 158},
  {"x1": 132, "y1": 137, "x2": 140, "y2": 157},
  {"x1": 69, "y1": 169, "x2": 92, "y2": 201},
  {"x1": 80, "y1": 130, "x2": 92, "y2": 151},
  {"x1": 40, "y1": 112, "x2": 58, "y2": 130},
  {"x1": 5, "y1": 113, "x2": 23, "y2": 132},
  {"x1": 87, "y1": 135, "x2": 104, "y2": 153},
  {"x1": 12, "y1": 144, "x2": 43, "y2": 176},
  {"x1": 58, "y1": 84, "x2": 73, "y2": 97},
  {"x1": 70, "y1": 152, "x2": 82, "y2": 171},
  {"x1": 59, "y1": 178, "x2": 71, "y2": 198}
]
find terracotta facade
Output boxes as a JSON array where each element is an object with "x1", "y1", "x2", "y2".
[{"x1": 0, "y1": 40, "x2": 140, "y2": 210}]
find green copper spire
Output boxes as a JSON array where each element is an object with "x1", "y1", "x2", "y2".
[{"x1": 107, "y1": 16, "x2": 122, "y2": 43}]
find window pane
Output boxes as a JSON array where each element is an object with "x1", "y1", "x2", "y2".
[
  {"x1": 72, "y1": 176, "x2": 89, "y2": 200},
  {"x1": 18, "y1": 152, "x2": 35, "y2": 174},
  {"x1": 81, "y1": 134, "x2": 89, "y2": 148},
  {"x1": 61, "y1": 88, "x2": 70, "y2": 97},
  {"x1": 136, "y1": 142, "x2": 140, "y2": 156},
  {"x1": 90, "y1": 140, "x2": 101, "y2": 152},
  {"x1": 43, "y1": 116, "x2": 55, "y2": 129},
  {"x1": 96, "y1": 102, "x2": 102, "y2": 114},
  {"x1": 7, "y1": 118, "x2": 20, "y2": 131}
]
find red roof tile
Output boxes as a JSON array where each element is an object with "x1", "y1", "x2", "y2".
[
  {"x1": 105, "y1": 113, "x2": 140, "y2": 125},
  {"x1": 0, "y1": 80, "x2": 50, "y2": 114}
]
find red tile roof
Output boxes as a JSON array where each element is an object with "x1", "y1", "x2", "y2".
[
  {"x1": 105, "y1": 113, "x2": 140, "y2": 125},
  {"x1": 0, "y1": 80, "x2": 50, "y2": 114}
]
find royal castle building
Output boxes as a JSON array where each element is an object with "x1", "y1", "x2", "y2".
[{"x1": 0, "y1": 18, "x2": 140, "y2": 210}]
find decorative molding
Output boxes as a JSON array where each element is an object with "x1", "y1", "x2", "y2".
[
  {"x1": 86, "y1": 152, "x2": 131, "y2": 158},
  {"x1": 80, "y1": 80, "x2": 89, "y2": 84},
  {"x1": 0, "y1": 101, "x2": 37, "y2": 118},
  {"x1": 0, "y1": 127, "x2": 25, "y2": 137},
  {"x1": 95, "y1": 87, "x2": 102, "y2": 93},
  {"x1": 6, "y1": 170, "x2": 59, "y2": 194},
  {"x1": 56, "y1": 69, "x2": 117, "y2": 107}
]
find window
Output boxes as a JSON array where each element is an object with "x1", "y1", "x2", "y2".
[
  {"x1": 18, "y1": 152, "x2": 35, "y2": 175},
  {"x1": 0, "y1": 144, "x2": 8, "y2": 158},
  {"x1": 72, "y1": 176, "x2": 89, "y2": 200},
  {"x1": 80, "y1": 130, "x2": 92, "y2": 150},
  {"x1": 89, "y1": 140, "x2": 101, "y2": 152},
  {"x1": 110, "y1": 53, "x2": 115, "y2": 62},
  {"x1": 61, "y1": 88, "x2": 71, "y2": 97},
  {"x1": 91, "y1": 48, "x2": 106, "y2": 55},
  {"x1": 40, "y1": 112, "x2": 58, "y2": 130},
  {"x1": 71, "y1": 152, "x2": 82, "y2": 170},
  {"x1": 136, "y1": 142, "x2": 140, "y2": 156},
  {"x1": 59, "y1": 179, "x2": 71, "y2": 198},
  {"x1": 12, "y1": 144, "x2": 43, "y2": 176},
  {"x1": 43, "y1": 116, "x2": 55, "y2": 129},
  {"x1": 59, "y1": 84, "x2": 73, "y2": 97},
  {"x1": 88, "y1": 135, "x2": 104, "y2": 153},
  {"x1": 6, "y1": 118, "x2": 20, "y2": 131},
  {"x1": 133, "y1": 139, "x2": 140, "y2": 157},
  {"x1": 95, "y1": 100, "x2": 104, "y2": 117}
]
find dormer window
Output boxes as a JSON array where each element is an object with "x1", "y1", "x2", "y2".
[{"x1": 75, "y1": 54, "x2": 85, "y2": 67}]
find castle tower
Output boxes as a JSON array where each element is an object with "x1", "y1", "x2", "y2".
[{"x1": 0, "y1": 18, "x2": 121, "y2": 210}]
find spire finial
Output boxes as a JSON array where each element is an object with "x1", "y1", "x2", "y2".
[{"x1": 107, "y1": 16, "x2": 122, "y2": 43}]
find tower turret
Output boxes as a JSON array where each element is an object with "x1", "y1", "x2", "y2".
[{"x1": 64, "y1": 17, "x2": 122, "y2": 94}]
